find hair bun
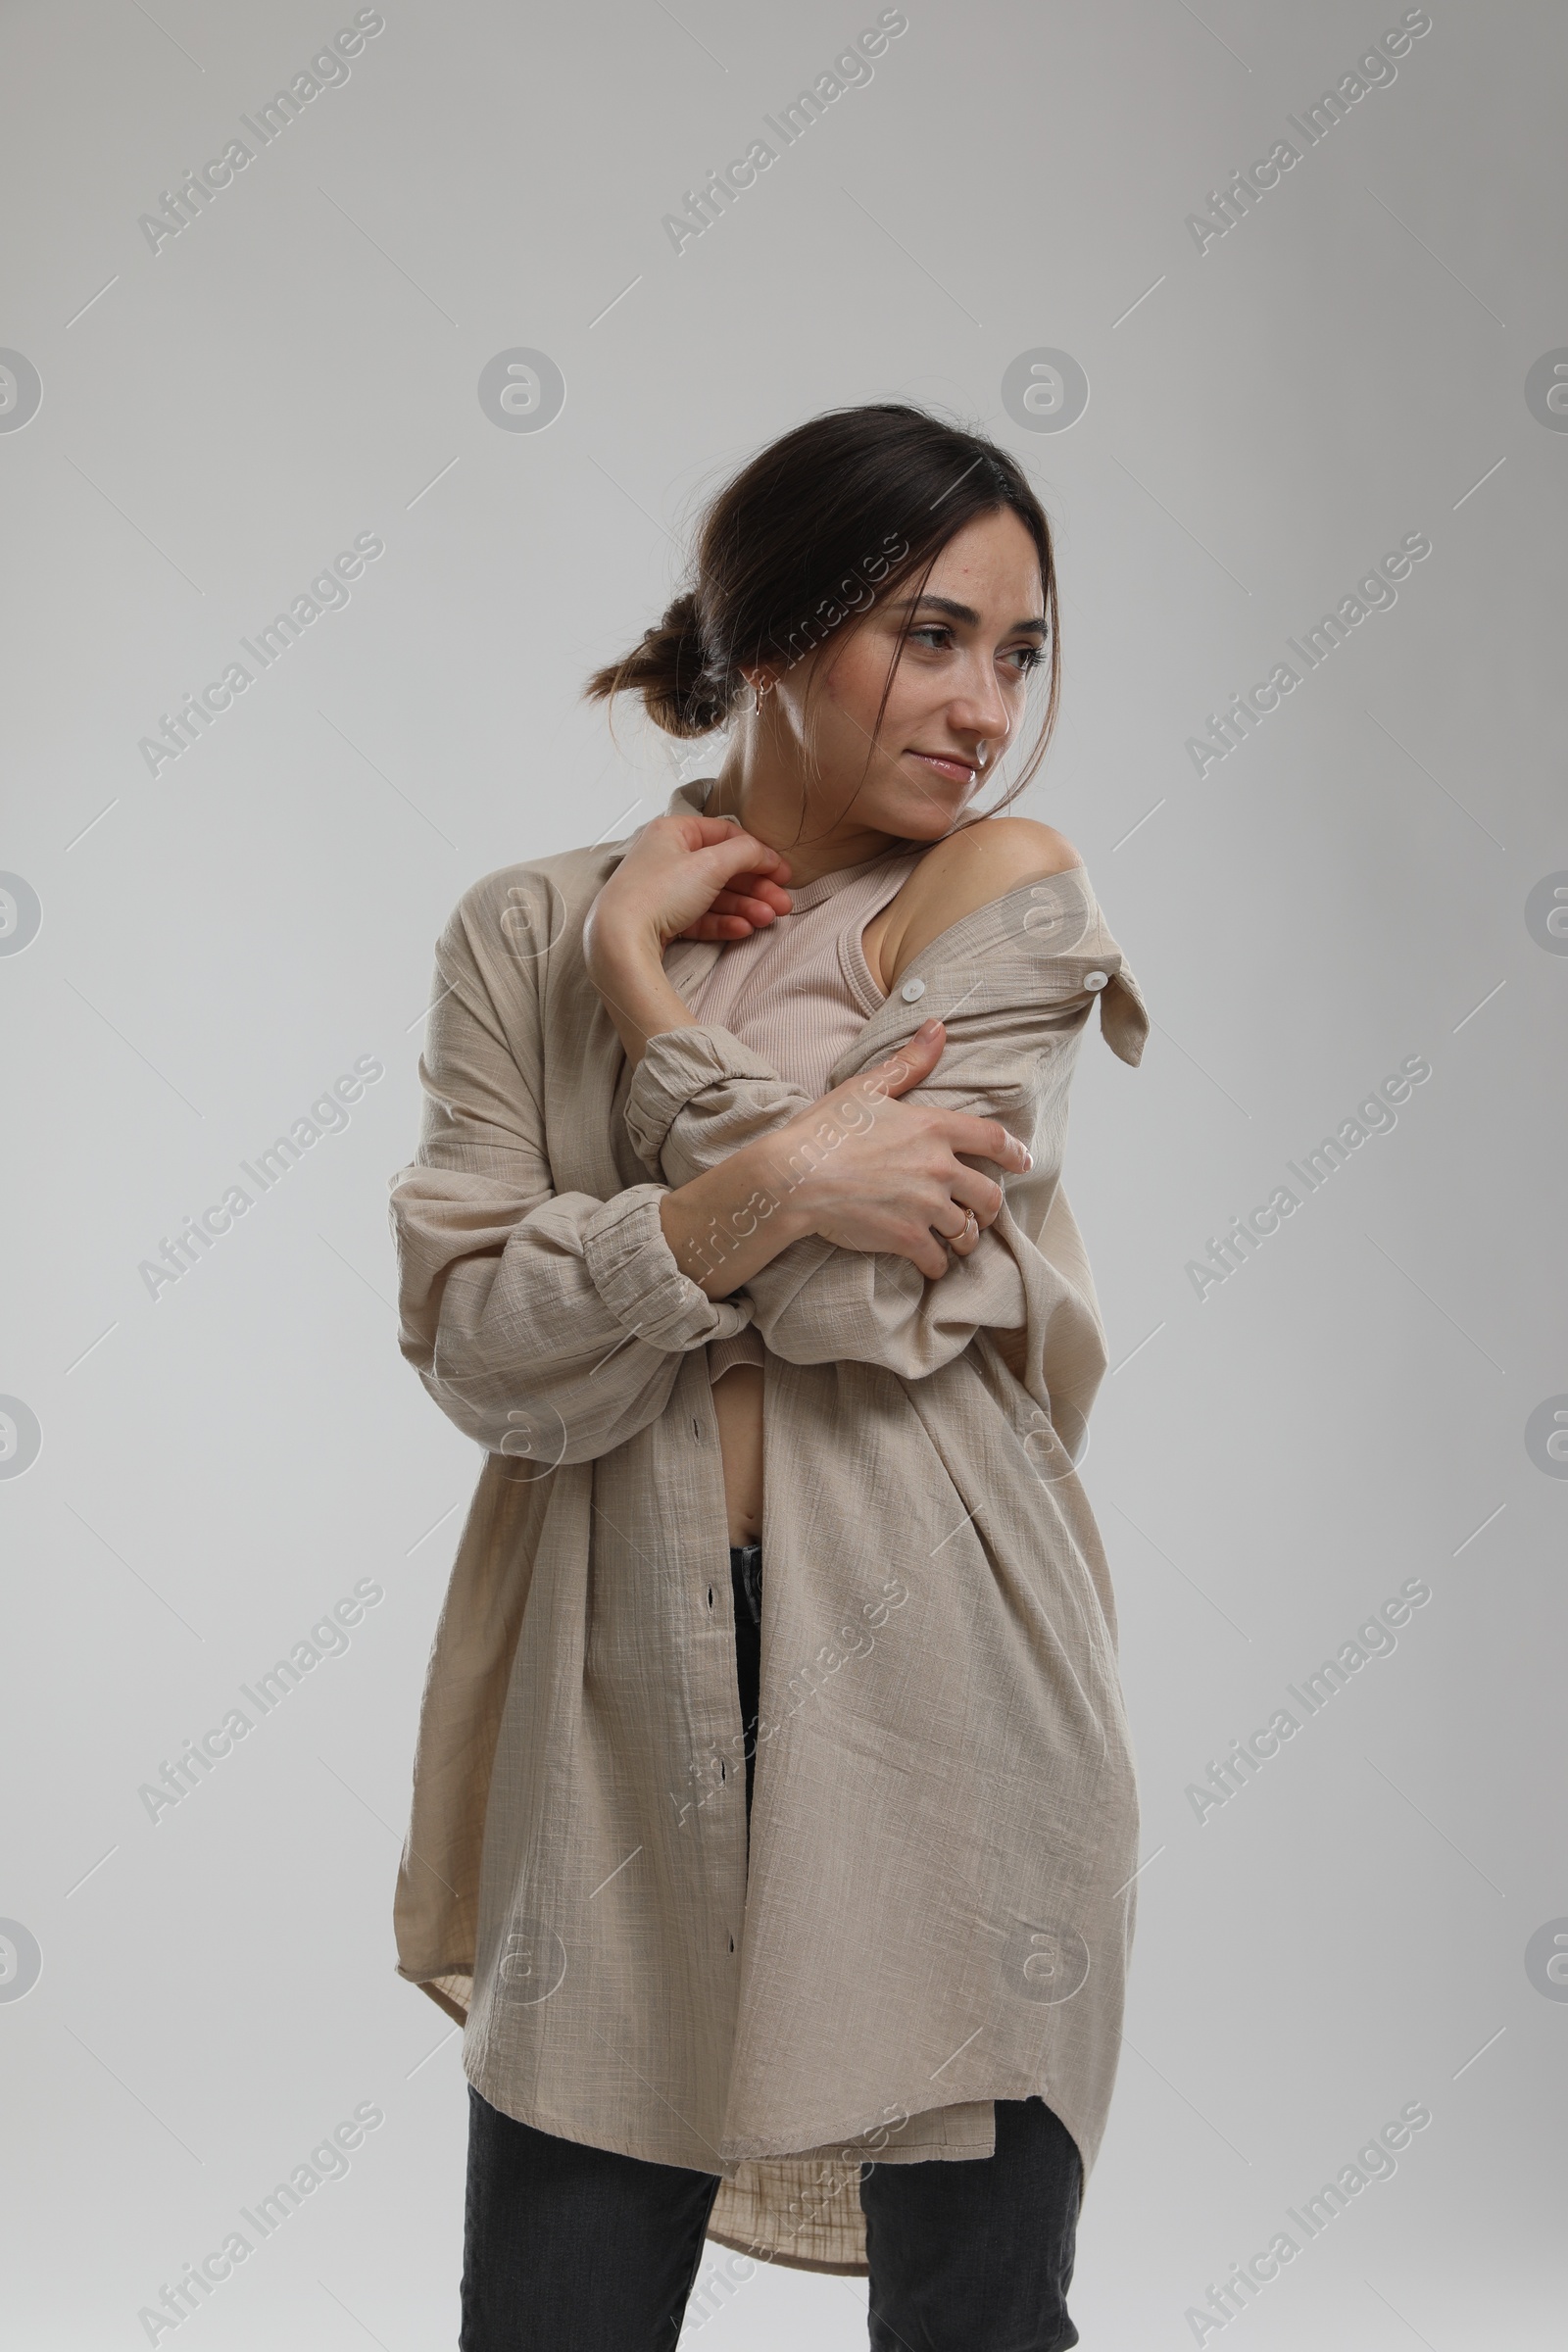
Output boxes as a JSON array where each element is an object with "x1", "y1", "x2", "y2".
[
  {"x1": 654, "y1": 590, "x2": 701, "y2": 643},
  {"x1": 585, "y1": 587, "x2": 731, "y2": 738}
]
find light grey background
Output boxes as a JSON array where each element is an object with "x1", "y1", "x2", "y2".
[{"x1": 2, "y1": 0, "x2": 1563, "y2": 2344}]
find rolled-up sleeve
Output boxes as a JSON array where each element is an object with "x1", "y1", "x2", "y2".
[{"x1": 391, "y1": 890, "x2": 752, "y2": 1466}]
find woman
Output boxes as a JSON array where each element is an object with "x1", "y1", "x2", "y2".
[{"x1": 391, "y1": 403, "x2": 1150, "y2": 2350}]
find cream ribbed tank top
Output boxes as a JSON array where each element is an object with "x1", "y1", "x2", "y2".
[{"x1": 683, "y1": 834, "x2": 927, "y2": 1385}]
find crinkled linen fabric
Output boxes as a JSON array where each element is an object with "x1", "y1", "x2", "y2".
[{"x1": 389, "y1": 777, "x2": 1150, "y2": 2276}]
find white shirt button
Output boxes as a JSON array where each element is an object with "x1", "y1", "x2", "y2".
[
  {"x1": 901, "y1": 978, "x2": 926, "y2": 1003},
  {"x1": 1084, "y1": 969, "x2": 1109, "y2": 992}
]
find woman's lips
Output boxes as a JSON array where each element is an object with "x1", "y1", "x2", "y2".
[{"x1": 908, "y1": 752, "x2": 975, "y2": 785}]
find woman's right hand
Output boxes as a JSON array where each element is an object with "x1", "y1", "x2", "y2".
[
  {"x1": 582, "y1": 812, "x2": 794, "y2": 1074},
  {"x1": 584, "y1": 813, "x2": 791, "y2": 981},
  {"x1": 762, "y1": 1020, "x2": 1033, "y2": 1281}
]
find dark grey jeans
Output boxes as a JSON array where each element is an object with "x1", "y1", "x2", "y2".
[{"x1": 458, "y1": 1544, "x2": 1083, "y2": 2351}]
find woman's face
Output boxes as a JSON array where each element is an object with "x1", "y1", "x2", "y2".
[{"x1": 776, "y1": 505, "x2": 1049, "y2": 842}]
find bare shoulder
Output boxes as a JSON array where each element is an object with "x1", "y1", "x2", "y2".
[
  {"x1": 874, "y1": 817, "x2": 1083, "y2": 992},
  {"x1": 915, "y1": 815, "x2": 1082, "y2": 899}
]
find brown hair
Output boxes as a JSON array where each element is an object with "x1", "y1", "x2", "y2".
[{"x1": 583, "y1": 402, "x2": 1060, "y2": 815}]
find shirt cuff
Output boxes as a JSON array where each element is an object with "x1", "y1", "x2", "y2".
[
  {"x1": 580, "y1": 1183, "x2": 755, "y2": 1352},
  {"x1": 709, "y1": 1326, "x2": 767, "y2": 1383},
  {"x1": 622, "y1": 1024, "x2": 787, "y2": 1175}
]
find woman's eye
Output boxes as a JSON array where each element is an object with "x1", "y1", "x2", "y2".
[{"x1": 905, "y1": 628, "x2": 1045, "y2": 672}]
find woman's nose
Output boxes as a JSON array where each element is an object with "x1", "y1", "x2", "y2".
[{"x1": 947, "y1": 662, "x2": 1011, "y2": 741}]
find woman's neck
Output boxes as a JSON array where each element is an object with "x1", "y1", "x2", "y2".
[{"x1": 700, "y1": 749, "x2": 911, "y2": 888}]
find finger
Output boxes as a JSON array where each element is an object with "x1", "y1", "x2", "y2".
[
  {"x1": 687, "y1": 897, "x2": 786, "y2": 939},
  {"x1": 947, "y1": 1113, "x2": 1033, "y2": 1172},
  {"x1": 935, "y1": 1204, "x2": 982, "y2": 1257},
  {"x1": 681, "y1": 814, "x2": 786, "y2": 864},
  {"x1": 946, "y1": 1169, "x2": 1004, "y2": 1228},
  {"x1": 708, "y1": 872, "x2": 792, "y2": 910},
  {"x1": 873, "y1": 1020, "x2": 945, "y2": 1096},
  {"x1": 701, "y1": 829, "x2": 793, "y2": 888},
  {"x1": 907, "y1": 1233, "x2": 952, "y2": 1279},
  {"x1": 703, "y1": 900, "x2": 779, "y2": 928},
  {"x1": 675, "y1": 912, "x2": 760, "y2": 942},
  {"x1": 948, "y1": 1220, "x2": 982, "y2": 1259},
  {"x1": 713, "y1": 869, "x2": 792, "y2": 900},
  {"x1": 708, "y1": 881, "x2": 792, "y2": 920}
]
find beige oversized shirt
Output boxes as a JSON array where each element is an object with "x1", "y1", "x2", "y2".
[{"x1": 390, "y1": 777, "x2": 1150, "y2": 2275}]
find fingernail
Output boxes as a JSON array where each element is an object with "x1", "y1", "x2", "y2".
[{"x1": 919, "y1": 1017, "x2": 940, "y2": 1035}]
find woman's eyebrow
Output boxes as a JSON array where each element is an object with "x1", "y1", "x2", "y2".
[{"x1": 888, "y1": 592, "x2": 1047, "y2": 635}]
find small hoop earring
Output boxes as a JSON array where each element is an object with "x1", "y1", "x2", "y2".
[{"x1": 750, "y1": 676, "x2": 773, "y2": 716}]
